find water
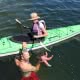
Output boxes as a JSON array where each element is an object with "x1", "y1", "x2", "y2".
[{"x1": 0, "y1": 0, "x2": 80, "y2": 80}]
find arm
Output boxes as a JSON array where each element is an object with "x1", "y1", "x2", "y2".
[
  {"x1": 34, "y1": 27, "x2": 48, "y2": 38},
  {"x1": 38, "y1": 27, "x2": 48, "y2": 37},
  {"x1": 34, "y1": 23, "x2": 48, "y2": 38},
  {"x1": 15, "y1": 59, "x2": 20, "y2": 66},
  {"x1": 35, "y1": 61, "x2": 41, "y2": 71},
  {"x1": 46, "y1": 55, "x2": 53, "y2": 60},
  {"x1": 24, "y1": 60, "x2": 41, "y2": 72},
  {"x1": 39, "y1": 22, "x2": 48, "y2": 37}
]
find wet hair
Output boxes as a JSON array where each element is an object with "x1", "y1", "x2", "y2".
[
  {"x1": 22, "y1": 48, "x2": 28, "y2": 54},
  {"x1": 15, "y1": 54, "x2": 21, "y2": 61},
  {"x1": 22, "y1": 48, "x2": 32, "y2": 56},
  {"x1": 15, "y1": 48, "x2": 31, "y2": 61}
]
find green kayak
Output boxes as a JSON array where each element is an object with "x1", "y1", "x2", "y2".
[{"x1": 0, "y1": 24, "x2": 80, "y2": 57}]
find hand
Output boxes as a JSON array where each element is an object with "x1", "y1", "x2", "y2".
[
  {"x1": 38, "y1": 60, "x2": 43, "y2": 63},
  {"x1": 33, "y1": 35, "x2": 39, "y2": 38}
]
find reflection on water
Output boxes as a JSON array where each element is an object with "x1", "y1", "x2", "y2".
[{"x1": 0, "y1": 0, "x2": 80, "y2": 36}]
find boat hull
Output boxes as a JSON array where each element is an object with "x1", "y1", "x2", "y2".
[{"x1": 0, "y1": 24, "x2": 80, "y2": 57}]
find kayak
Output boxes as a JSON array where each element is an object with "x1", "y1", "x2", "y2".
[{"x1": 0, "y1": 24, "x2": 80, "y2": 57}]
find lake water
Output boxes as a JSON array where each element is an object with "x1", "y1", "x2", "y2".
[{"x1": 0, "y1": 0, "x2": 80, "y2": 80}]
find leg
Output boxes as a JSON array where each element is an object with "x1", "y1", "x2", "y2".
[
  {"x1": 43, "y1": 60, "x2": 52, "y2": 67},
  {"x1": 46, "y1": 55, "x2": 54, "y2": 61}
]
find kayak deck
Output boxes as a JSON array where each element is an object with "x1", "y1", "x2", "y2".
[{"x1": 0, "y1": 24, "x2": 80, "y2": 56}]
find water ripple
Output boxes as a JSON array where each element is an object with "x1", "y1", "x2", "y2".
[{"x1": 0, "y1": 0, "x2": 80, "y2": 35}]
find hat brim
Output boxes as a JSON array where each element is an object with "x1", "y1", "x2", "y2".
[{"x1": 28, "y1": 16, "x2": 40, "y2": 20}]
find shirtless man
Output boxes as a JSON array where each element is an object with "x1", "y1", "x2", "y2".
[{"x1": 15, "y1": 49, "x2": 41, "y2": 80}]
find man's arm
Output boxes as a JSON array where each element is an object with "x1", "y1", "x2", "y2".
[
  {"x1": 15, "y1": 59, "x2": 20, "y2": 66},
  {"x1": 35, "y1": 61, "x2": 41, "y2": 72},
  {"x1": 25, "y1": 60, "x2": 41, "y2": 72}
]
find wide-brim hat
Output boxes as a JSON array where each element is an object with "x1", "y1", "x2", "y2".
[{"x1": 29, "y1": 12, "x2": 40, "y2": 20}]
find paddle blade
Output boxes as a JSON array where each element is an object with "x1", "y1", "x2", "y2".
[
  {"x1": 15, "y1": 19, "x2": 21, "y2": 24},
  {"x1": 40, "y1": 41, "x2": 51, "y2": 52}
]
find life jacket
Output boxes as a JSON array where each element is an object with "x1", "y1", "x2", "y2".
[
  {"x1": 38, "y1": 20, "x2": 46, "y2": 29},
  {"x1": 32, "y1": 20, "x2": 46, "y2": 35}
]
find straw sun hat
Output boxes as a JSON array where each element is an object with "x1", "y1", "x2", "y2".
[{"x1": 29, "y1": 12, "x2": 40, "y2": 20}]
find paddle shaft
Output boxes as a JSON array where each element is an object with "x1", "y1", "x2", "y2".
[
  {"x1": 15, "y1": 19, "x2": 31, "y2": 29},
  {"x1": 15, "y1": 19, "x2": 32, "y2": 33}
]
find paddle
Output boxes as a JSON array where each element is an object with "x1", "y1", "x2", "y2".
[
  {"x1": 40, "y1": 41, "x2": 51, "y2": 52},
  {"x1": 15, "y1": 18, "x2": 32, "y2": 34},
  {"x1": 15, "y1": 19, "x2": 30, "y2": 29},
  {"x1": 15, "y1": 19, "x2": 51, "y2": 52}
]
